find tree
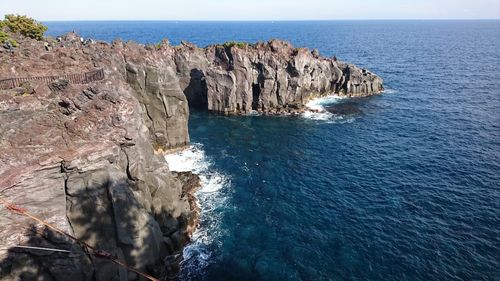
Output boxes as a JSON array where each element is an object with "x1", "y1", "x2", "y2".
[{"x1": 3, "y1": 14, "x2": 47, "y2": 40}]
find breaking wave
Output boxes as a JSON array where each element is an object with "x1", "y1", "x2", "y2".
[
  {"x1": 302, "y1": 95, "x2": 355, "y2": 123},
  {"x1": 165, "y1": 144, "x2": 231, "y2": 278},
  {"x1": 382, "y1": 88, "x2": 398, "y2": 94}
]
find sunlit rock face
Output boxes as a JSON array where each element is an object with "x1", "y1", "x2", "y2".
[
  {"x1": 175, "y1": 39, "x2": 383, "y2": 115},
  {"x1": 0, "y1": 32, "x2": 382, "y2": 280}
]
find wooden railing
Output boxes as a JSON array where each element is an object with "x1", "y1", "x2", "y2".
[{"x1": 0, "y1": 69, "x2": 105, "y2": 90}]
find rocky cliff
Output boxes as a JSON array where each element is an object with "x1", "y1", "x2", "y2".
[
  {"x1": 0, "y1": 33, "x2": 196, "y2": 281},
  {"x1": 0, "y1": 32, "x2": 382, "y2": 281},
  {"x1": 177, "y1": 40, "x2": 383, "y2": 114}
]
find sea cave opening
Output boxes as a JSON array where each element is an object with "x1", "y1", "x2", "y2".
[
  {"x1": 252, "y1": 83, "x2": 261, "y2": 110},
  {"x1": 184, "y1": 69, "x2": 208, "y2": 111}
]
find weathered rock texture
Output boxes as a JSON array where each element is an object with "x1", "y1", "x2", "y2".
[
  {"x1": 175, "y1": 40, "x2": 383, "y2": 114},
  {"x1": 0, "y1": 32, "x2": 382, "y2": 281},
  {"x1": 0, "y1": 33, "x2": 196, "y2": 281}
]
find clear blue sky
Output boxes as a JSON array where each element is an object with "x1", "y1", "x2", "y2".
[{"x1": 1, "y1": 0, "x2": 499, "y2": 21}]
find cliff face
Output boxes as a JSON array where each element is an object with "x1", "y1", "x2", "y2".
[
  {"x1": 0, "y1": 34, "x2": 196, "y2": 281},
  {"x1": 175, "y1": 40, "x2": 383, "y2": 114},
  {"x1": 0, "y1": 33, "x2": 383, "y2": 281}
]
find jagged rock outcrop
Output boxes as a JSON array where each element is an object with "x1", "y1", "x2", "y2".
[
  {"x1": 0, "y1": 33, "x2": 197, "y2": 281},
  {"x1": 0, "y1": 32, "x2": 382, "y2": 281},
  {"x1": 174, "y1": 40, "x2": 383, "y2": 114}
]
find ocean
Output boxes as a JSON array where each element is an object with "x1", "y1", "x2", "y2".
[{"x1": 46, "y1": 21, "x2": 500, "y2": 280}]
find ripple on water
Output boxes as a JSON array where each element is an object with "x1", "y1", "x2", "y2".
[{"x1": 65, "y1": 20, "x2": 500, "y2": 281}]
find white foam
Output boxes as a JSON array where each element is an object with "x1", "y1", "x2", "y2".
[
  {"x1": 245, "y1": 110, "x2": 261, "y2": 116},
  {"x1": 165, "y1": 144, "x2": 230, "y2": 277},
  {"x1": 165, "y1": 145, "x2": 207, "y2": 173},
  {"x1": 305, "y1": 95, "x2": 346, "y2": 110},
  {"x1": 302, "y1": 110, "x2": 333, "y2": 121},
  {"x1": 165, "y1": 144, "x2": 229, "y2": 194},
  {"x1": 302, "y1": 95, "x2": 352, "y2": 122},
  {"x1": 383, "y1": 88, "x2": 398, "y2": 94},
  {"x1": 199, "y1": 171, "x2": 228, "y2": 193}
]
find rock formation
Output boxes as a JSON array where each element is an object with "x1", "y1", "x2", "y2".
[
  {"x1": 0, "y1": 33, "x2": 196, "y2": 281},
  {"x1": 177, "y1": 40, "x2": 383, "y2": 115},
  {"x1": 0, "y1": 32, "x2": 383, "y2": 281}
]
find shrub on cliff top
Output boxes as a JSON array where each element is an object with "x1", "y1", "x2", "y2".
[
  {"x1": 0, "y1": 30, "x2": 19, "y2": 47},
  {"x1": 223, "y1": 41, "x2": 247, "y2": 49},
  {"x1": 2, "y1": 14, "x2": 47, "y2": 40}
]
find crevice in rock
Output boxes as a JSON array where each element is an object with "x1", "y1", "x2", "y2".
[
  {"x1": 252, "y1": 63, "x2": 265, "y2": 110},
  {"x1": 61, "y1": 162, "x2": 97, "y2": 277},
  {"x1": 286, "y1": 62, "x2": 300, "y2": 78},
  {"x1": 341, "y1": 66, "x2": 351, "y2": 94},
  {"x1": 62, "y1": 163, "x2": 76, "y2": 233},
  {"x1": 223, "y1": 46, "x2": 235, "y2": 71},
  {"x1": 159, "y1": 92, "x2": 171, "y2": 147},
  {"x1": 275, "y1": 72, "x2": 281, "y2": 106},
  {"x1": 120, "y1": 147, "x2": 137, "y2": 182},
  {"x1": 183, "y1": 69, "x2": 208, "y2": 110},
  {"x1": 252, "y1": 83, "x2": 261, "y2": 111}
]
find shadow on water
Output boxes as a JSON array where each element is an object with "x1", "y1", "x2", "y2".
[
  {"x1": 324, "y1": 102, "x2": 363, "y2": 116},
  {"x1": 0, "y1": 179, "x2": 183, "y2": 281},
  {"x1": 322, "y1": 95, "x2": 383, "y2": 117}
]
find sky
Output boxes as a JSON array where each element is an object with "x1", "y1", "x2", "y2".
[{"x1": 1, "y1": 0, "x2": 499, "y2": 21}]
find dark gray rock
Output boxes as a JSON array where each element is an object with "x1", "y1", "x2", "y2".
[
  {"x1": 125, "y1": 62, "x2": 190, "y2": 151},
  {"x1": 49, "y1": 79, "x2": 69, "y2": 92}
]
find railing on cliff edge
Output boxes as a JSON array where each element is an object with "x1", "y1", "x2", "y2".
[{"x1": 0, "y1": 68, "x2": 105, "y2": 90}]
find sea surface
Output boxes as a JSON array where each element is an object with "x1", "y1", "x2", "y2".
[{"x1": 46, "y1": 21, "x2": 500, "y2": 280}]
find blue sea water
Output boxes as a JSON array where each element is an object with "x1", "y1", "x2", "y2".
[{"x1": 46, "y1": 21, "x2": 500, "y2": 280}]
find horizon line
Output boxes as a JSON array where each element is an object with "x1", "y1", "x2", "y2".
[{"x1": 40, "y1": 18, "x2": 500, "y2": 22}]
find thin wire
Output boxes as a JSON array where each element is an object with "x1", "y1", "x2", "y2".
[
  {"x1": 11, "y1": 245, "x2": 72, "y2": 253},
  {"x1": 0, "y1": 196, "x2": 160, "y2": 281}
]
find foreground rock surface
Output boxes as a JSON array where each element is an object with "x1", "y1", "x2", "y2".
[
  {"x1": 0, "y1": 32, "x2": 382, "y2": 280},
  {"x1": 0, "y1": 33, "x2": 196, "y2": 281}
]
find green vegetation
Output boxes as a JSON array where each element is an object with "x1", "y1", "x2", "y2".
[
  {"x1": 0, "y1": 30, "x2": 19, "y2": 47},
  {"x1": 145, "y1": 39, "x2": 169, "y2": 50},
  {"x1": 223, "y1": 41, "x2": 247, "y2": 49},
  {"x1": 2, "y1": 14, "x2": 47, "y2": 40},
  {"x1": 0, "y1": 14, "x2": 47, "y2": 47}
]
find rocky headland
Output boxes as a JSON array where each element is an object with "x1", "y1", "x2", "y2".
[{"x1": 0, "y1": 31, "x2": 382, "y2": 281}]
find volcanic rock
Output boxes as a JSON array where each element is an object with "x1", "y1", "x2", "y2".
[{"x1": 0, "y1": 32, "x2": 382, "y2": 280}]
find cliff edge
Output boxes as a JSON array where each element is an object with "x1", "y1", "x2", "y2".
[
  {"x1": 177, "y1": 40, "x2": 383, "y2": 114},
  {"x1": 0, "y1": 33, "x2": 196, "y2": 281},
  {"x1": 0, "y1": 32, "x2": 383, "y2": 281}
]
